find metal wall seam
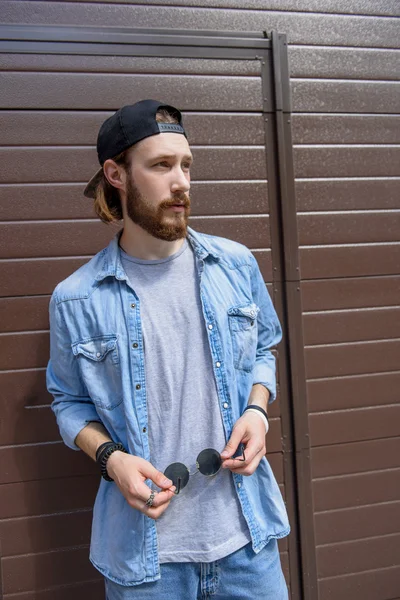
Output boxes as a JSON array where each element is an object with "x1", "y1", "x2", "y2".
[{"x1": 267, "y1": 31, "x2": 318, "y2": 600}]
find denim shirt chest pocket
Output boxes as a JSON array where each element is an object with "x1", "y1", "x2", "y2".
[
  {"x1": 228, "y1": 303, "x2": 260, "y2": 372},
  {"x1": 72, "y1": 334, "x2": 123, "y2": 410}
]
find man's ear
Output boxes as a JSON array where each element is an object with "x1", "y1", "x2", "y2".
[{"x1": 103, "y1": 159, "x2": 126, "y2": 192}]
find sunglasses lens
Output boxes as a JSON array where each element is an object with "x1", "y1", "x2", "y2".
[
  {"x1": 164, "y1": 462, "x2": 189, "y2": 492},
  {"x1": 197, "y1": 448, "x2": 222, "y2": 476}
]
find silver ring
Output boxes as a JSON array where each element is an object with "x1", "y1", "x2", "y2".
[{"x1": 145, "y1": 490, "x2": 156, "y2": 507}]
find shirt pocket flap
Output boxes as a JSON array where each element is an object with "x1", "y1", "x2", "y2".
[
  {"x1": 72, "y1": 335, "x2": 118, "y2": 362},
  {"x1": 228, "y1": 303, "x2": 260, "y2": 321}
]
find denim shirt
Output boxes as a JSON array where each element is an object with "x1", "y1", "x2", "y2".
[{"x1": 47, "y1": 227, "x2": 290, "y2": 586}]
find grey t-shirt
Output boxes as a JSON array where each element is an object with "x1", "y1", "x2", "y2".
[{"x1": 120, "y1": 239, "x2": 250, "y2": 563}]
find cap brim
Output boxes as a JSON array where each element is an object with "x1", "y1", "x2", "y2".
[{"x1": 83, "y1": 167, "x2": 103, "y2": 199}]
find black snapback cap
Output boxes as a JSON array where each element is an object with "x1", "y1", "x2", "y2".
[{"x1": 84, "y1": 99, "x2": 186, "y2": 198}]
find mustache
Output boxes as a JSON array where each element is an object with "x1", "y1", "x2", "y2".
[{"x1": 159, "y1": 193, "x2": 191, "y2": 210}]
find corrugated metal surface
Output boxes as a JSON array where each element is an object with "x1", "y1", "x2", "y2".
[
  {"x1": 2, "y1": 3, "x2": 399, "y2": 47},
  {"x1": 1, "y1": 2, "x2": 399, "y2": 599},
  {"x1": 0, "y1": 27, "x2": 293, "y2": 599}
]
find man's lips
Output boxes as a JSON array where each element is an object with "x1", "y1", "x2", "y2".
[{"x1": 168, "y1": 204, "x2": 186, "y2": 212}]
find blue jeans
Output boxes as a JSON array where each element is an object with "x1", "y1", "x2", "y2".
[{"x1": 105, "y1": 540, "x2": 288, "y2": 599}]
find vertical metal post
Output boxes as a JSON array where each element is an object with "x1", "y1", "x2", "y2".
[{"x1": 265, "y1": 30, "x2": 319, "y2": 600}]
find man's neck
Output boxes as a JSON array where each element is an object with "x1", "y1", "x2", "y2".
[{"x1": 119, "y1": 220, "x2": 186, "y2": 260}]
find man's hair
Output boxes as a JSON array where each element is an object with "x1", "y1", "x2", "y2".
[{"x1": 93, "y1": 108, "x2": 180, "y2": 224}]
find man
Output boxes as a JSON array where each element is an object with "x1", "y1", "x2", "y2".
[{"x1": 47, "y1": 99, "x2": 290, "y2": 599}]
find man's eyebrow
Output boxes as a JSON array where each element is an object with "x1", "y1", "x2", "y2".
[{"x1": 150, "y1": 154, "x2": 193, "y2": 162}]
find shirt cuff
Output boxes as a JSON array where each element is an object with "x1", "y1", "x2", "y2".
[
  {"x1": 252, "y1": 364, "x2": 277, "y2": 403},
  {"x1": 53, "y1": 402, "x2": 101, "y2": 450}
]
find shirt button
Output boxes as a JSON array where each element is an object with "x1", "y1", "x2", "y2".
[
  {"x1": 142, "y1": 427, "x2": 147, "y2": 433},
  {"x1": 131, "y1": 303, "x2": 136, "y2": 308},
  {"x1": 136, "y1": 384, "x2": 141, "y2": 390},
  {"x1": 216, "y1": 361, "x2": 221, "y2": 368},
  {"x1": 96, "y1": 352, "x2": 101, "y2": 358},
  {"x1": 237, "y1": 482, "x2": 242, "y2": 489},
  {"x1": 223, "y1": 402, "x2": 229, "y2": 409},
  {"x1": 132, "y1": 343, "x2": 138, "y2": 349},
  {"x1": 208, "y1": 324, "x2": 213, "y2": 330}
]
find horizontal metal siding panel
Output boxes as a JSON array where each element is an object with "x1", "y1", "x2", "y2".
[
  {"x1": 2, "y1": 580, "x2": 104, "y2": 600},
  {"x1": 311, "y1": 437, "x2": 400, "y2": 478},
  {"x1": 0, "y1": 476, "x2": 99, "y2": 519},
  {"x1": 310, "y1": 406, "x2": 400, "y2": 445},
  {"x1": 307, "y1": 372, "x2": 400, "y2": 412},
  {"x1": 0, "y1": 510, "x2": 92, "y2": 556},
  {"x1": 295, "y1": 179, "x2": 400, "y2": 212},
  {"x1": 300, "y1": 244, "x2": 400, "y2": 279},
  {"x1": 292, "y1": 115, "x2": 400, "y2": 144},
  {"x1": 51, "y1": 0, "x2": 400, "y2": 17},
  {"x1": 0, "y1": 331, "x2": 49, "y2": 370},
  {"x1": 0, "y1": 181, "x2": 269, "y2": 221},
  {"x1": 0, "y1": 443, "x2": 97, "y2": 484},
  {"x1": 0, "y1": 222, "x2": 114, "y2": 259},
  {"x1": 2, "y1": 546, "x2": 97, "y2": 595},
  {"x1": 0, "y1": 53, "x2": 261, "y2": 75},
  {"x1": 0, "y1": 147, "x2": 267, "y2": 183},
  {"x1": 0, "y1": 370, "x2": 50, "y2": 407},
  {"x1": 0, "y1": 73, "x2": 263, "y2": 111},
  {"x1": 317, "y1": 533, "x2": 400, "y2": 579},
  {"x1": 0, "y1": 111, "x2": 266, "y2": 145},
  {"x1": 305, "y1": 340, "x2": 400, "y2": 378},
  {"x1": 0, "y1": 405, "x2": 59, "y2": 446},
  {"x1": 294, "y1": 147, "x2": 400, "y2": 178},
  {"x1": 303, "y1": 307, "x2": 400, "y2": 344},
  {"x1": 301, "y1": 276, "x2": 400, "y2": 311},
  {"x1": 289, "y1": 47, "x2": 400, "y2": 80},
  {"x1": 292, "y1": 80, "x2": 400, "y2": 113},
  {"x1": 0, "y1": 257, "x2": 89, "y2": 297},
  {"x1": 0, "y1": 254, "x2": 273, "y2": 297},
  {"x1": 0, "y1": 296, "x2": 50, "y2": 332},
  {"x1": 2, "y1": 3, "x2": 399, "y2": 47},
  {"x1": 318, "y1": 565, "x2": 400, "y2": 600},
  {"x1": 315, "y1": 501, "x2": 400, "y2": 545},
  {"x1": 0, "y1": 218, "x2": 270, "y2": 259},
  {"x1": 313, "y1": 468, "x2": 400, "y2": 511},
  {"x1": 298, "y1": 211, "x2": 400, "y2": 245}
]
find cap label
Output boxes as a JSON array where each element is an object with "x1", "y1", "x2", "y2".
[{"x1": 158, "y1": 123, "x2": 185, "y2": 134}]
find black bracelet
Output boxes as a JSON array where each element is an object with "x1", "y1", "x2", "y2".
[
  {"x1": 243, "y1": 405, "x2": 269, "y2": 421},
  {"x1": 96, "y1": 442, "x2": 127, "y2": 482}
]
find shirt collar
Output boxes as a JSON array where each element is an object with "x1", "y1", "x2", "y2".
[{"x1": 94, "y1": 226, "x2": 221, "y2": 283}]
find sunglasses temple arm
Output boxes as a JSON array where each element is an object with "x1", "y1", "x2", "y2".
[{"x1": 174, "y1": 477, "x2": 181, "y2": 495}]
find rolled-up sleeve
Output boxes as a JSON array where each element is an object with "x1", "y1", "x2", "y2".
[
  {"x1": 250, "y1": 254, "x2": 282, "y2": 403},
  {"x1": 46, "y1": 294, "x2": 101, "y2": 450}
]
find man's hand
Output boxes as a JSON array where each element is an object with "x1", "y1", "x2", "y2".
[
  {"x1": 220, "y1": 411, "x2": 267, "y2": 476},
  {"x1": 107, "y1": 452, "x2": 176, "y2": 519}
]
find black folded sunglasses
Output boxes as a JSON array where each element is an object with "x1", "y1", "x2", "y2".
[{"x1": 163, "y1": 444, "x2": 246, "y2": 494}]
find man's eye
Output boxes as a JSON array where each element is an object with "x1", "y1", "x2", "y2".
[
  {"x1": 154, "y1": 161, "x2": 169, "y2": 167},
  {"x1": 182, "y1": 163, "x2": 191, "y2": 170}
]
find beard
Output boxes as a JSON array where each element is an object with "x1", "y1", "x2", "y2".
[{"x1": 125, "y1": 177, "x2": 191, "y2": 242}]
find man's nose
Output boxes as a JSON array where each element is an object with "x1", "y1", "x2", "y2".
[{"x1": 171, "y1": 167, "x2": 190, "y2": 193}]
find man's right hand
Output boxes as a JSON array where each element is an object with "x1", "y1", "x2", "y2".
[{"x1": 106, "y1": 451, "x2": 176, "y2": 519}]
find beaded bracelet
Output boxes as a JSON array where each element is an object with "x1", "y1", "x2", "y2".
[{"x1": 96, "y1": 441, "x2": 127, "y2": 481}]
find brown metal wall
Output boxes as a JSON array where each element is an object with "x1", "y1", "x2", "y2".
[
  {"x1": 0, "y1": 29, "x2": 296, "y2": 598},
  {"x1": 1, "y1": 2, "x2": 399, "y2": 599}
]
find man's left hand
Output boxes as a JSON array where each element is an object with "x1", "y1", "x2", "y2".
[{"x1": 220, "y1": 411, "x2": 267, "y2": 476}]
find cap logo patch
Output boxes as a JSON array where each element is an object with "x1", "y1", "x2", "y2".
[{"x1": 158, "y1": 123, "x2": 185, "y2": 134}]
